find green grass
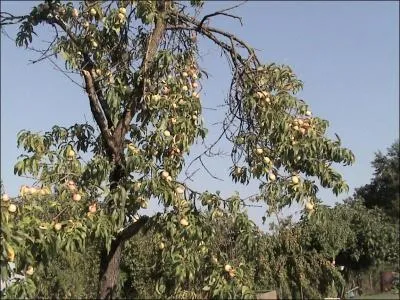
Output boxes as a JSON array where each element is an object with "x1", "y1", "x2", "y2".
[{"x1": 355, "y1": 292, "x2": 399, "y2": 299}]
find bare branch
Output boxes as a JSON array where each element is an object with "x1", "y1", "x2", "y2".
[
  {"x1": 81, "y1": 69, "x2": 117, "y2": 155},
  {"x1": 199, "y1": 157, "x2": 224, "y2": 181},
  {"x1": 0, "y1": 12, "x2": 29, "y2": 26},
  {"x1": 198, "y1": 1, "x2": 247, "y2": 28}
]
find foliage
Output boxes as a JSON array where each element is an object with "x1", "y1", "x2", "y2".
[
  {"x1": 353, "y1": 140, "x2": 399, "y2": 220},
  {"x1": 339, "y1": 140, "x2": 399, "y2": 272},
  {"x1": 1, "y1": 0, "x2": 354, "y2": 298},
  {"x1": 331, "y1": 201, "x2": 399, "y2": 280}
]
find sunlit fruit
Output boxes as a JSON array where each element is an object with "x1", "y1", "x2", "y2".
[
  {"x1": 92, "y1": 40, "x2": 98, "y2": 48},
  {"x1": 118, "y1": 7, "x2": 126, "y2": 14},
  {"x1": 171, "y1": 117, "x2": 177, "y2": 124},
  {"x1": 20, "y1": 185, "x2": 29, "y2": 197},
  {"x1": 176, "y1": 186, "x2": 185, "y2": 194},
  {"x1": 192, "y1": 115, "x2": 197, "y2": 120},
  {"x1": 28, "y1": 187, "x2": 37, "y2": 194},
  {"x1": 298, "y1": 119, "x2": 304, "y2": 126},
  {"x1": 263, "y1": 157, "x2": 271, "y2": 164},
  {"x1": 54, "y1": 223, "x2": 62, "y2": 231},
  {"x1": 182, "y1": 72, "x2": 188, "y2": 77},
  {"x1": 73, "y1": 193, "x2": 82, "y2": 201},
  {"x1": 265, "y1": 97, "x2": 271, "y2": 103},
  {"x1": 305, "y1": 201, "x2": 314, "y2": 211},
  {"x1": 140, "y1": 201, "x2": 148, "y2": 209},
  {"x1": 95, "y1": 69, "x2": 102, "y2": 76},
  {"x1": 192, "y1": 82, "x2": 199, "y2": 88},
  {"x1": 89, "y1": 8, "x2": 97, "y2": 16},
  {"x1": 256, "y1": 91, "x2": 263, "y2": 99},
  {"x1": 2, "y1": 194, "x2": 9, "y2": 202},
  {"x1": 26, "y1": 266, "x2": 34, "y2": 276},
  {"x1": 305, "y1": 110, "x2": 312, "y2": 116},
  {"x1": 133, "y1": 182, "x2": 141, "y2": 191},
  {"x1": 151, "y1": 94, "x2": 161, "y2": 102},
  {"x1": 228, "y1": 269, "x2": 236, "y2": 278},
  {"x1": 192, "y1": 73, "x2": 198, "y2": 79},
  {"x1": 72, "y1": 8, "x2": 79, "y2": 18},
  {"x1": 224, "y1": 264, "x2": 232, "y2": 272},
  {"x1": 89, "y1": 204, "x2": 97, "y2": 213},
  {"x1": 164, "y1": 130, "x2": 171, "y2": 137},
  {"x1": 291, "y1": 175, "x2": 300, "y2": 184},
  {"x1": 180, "y1": 218, "x2": 189, "y2": 226},
  {"x1": 268, "y1": 173, "x2": 276, "y2": 181},
  {"x1": 300, "y1": 128, "x2": 306, "y2": 135},
  {"x1": 8, "y1": 204, "x2": 17, "y2": 213},
  {"x1": 293, "y1": 125, "x2": 299, "y2": 131},
  {"x1": 39, "y1": 189, "x2": 46, "y2": 196},
  {"x1": 256, "y1": 148, "x2": 263, "y2": 155},
  {"x1": 182, "y1": 85, "x2": 188, "y2": 91},
  {"x1": 6, "y1": 245, "x2": 15, "y2": 262},
  {"x1": 166, "y1": 176, "x2": 172, "y2": 182},
  {"x1": 67, "y1": 149, "x2": 75, "y2": 158},
  {"x1": 83, "y1": 21, "x2": 90, "y2": 28},
  {"x1": 128, "y1": 143, "x2": 139, "y2": 153},
  {"x1": 192, "y1": 92, "x2": 200, "y2": 99},
  {"x1": 179, "y1": 199, "x2": 188, "y2": 207},
  {"x1": 234, "y1": 167, "x2": 242, "y2": 175},
  {"x1": 161, "y1": 171, "x2": 169, "y2": 179},
  {"x1": 159, "y1": 242, "x2": 165, "y2": 250}
]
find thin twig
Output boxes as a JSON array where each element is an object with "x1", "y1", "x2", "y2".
[{"x1": 198, "y1": 1, "x2": 247, "y2": 28}]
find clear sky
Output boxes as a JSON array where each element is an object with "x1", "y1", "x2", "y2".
[{"x1": 1, "y1": 1, "x2": 399, "y2": 230}]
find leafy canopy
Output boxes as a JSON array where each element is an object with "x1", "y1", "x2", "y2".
[{"x1": 1, "y1": 0, "x2": 354, "y2": 298}]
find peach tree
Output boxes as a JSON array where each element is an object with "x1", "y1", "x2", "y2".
[{"x1": 1, "y1": 0, "x2": 354, "y2": 298}]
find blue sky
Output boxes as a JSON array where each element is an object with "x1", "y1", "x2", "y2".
[{"x1": 1, "y1": 1, "x2": 399, "y2": 230}]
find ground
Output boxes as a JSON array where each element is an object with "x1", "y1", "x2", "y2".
[{"x1": 355, "y1": 292, "x2": 399, "y2": 299}]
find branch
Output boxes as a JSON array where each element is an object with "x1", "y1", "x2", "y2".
[
  {"x1": 117, "y1": 215, "x2": 150, "y2": 242},
  {"x1": 185, "y1": 103, "x2": 239, "y2": 180},
  {"x1": 166, "y1": 12, "x2": 260, "y2": 66},
  {"x1": 199, "y1": 157, "x2": 224, "y2": 181},
  {"x1": 0, "y1": 12, "x2": 29, "y2": 26},
  {"x1": 182, "y1": 183, "x2": 263, "y2": 208},
  {"x1": 52, "y1": 16, "x2": 117, "y2": 156},
  {"x1": 198, "y1": 1, "x2": 246, "y2": 28},
  {"x1": 114, "y1": 0, "x2": 169, "y2": 145},
  {"x1": 81, "y1": 69, "x2": 116, "y2": 154}
]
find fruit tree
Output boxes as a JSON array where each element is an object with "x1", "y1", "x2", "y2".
[{"x1": 0, "y1": 1, "x2": 354, "y2": 298}]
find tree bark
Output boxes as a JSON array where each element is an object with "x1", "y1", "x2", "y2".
[
  {"x1": 97, "y1": 215, "x2": 150, "y2": 299},
  {"x1": 95, "y1": 2, "x2": 167, "y2": 298},
  {"x1": 98, "y1": 239, "x2": 124, "y2": 299}
]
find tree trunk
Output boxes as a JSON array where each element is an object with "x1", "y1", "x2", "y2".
[
  {"x1": 98, "y1": 161, "x2": 125, "y2": 299},
  {"x1": 98, "y1": 239, "x2": 124, "y2": 299}
]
